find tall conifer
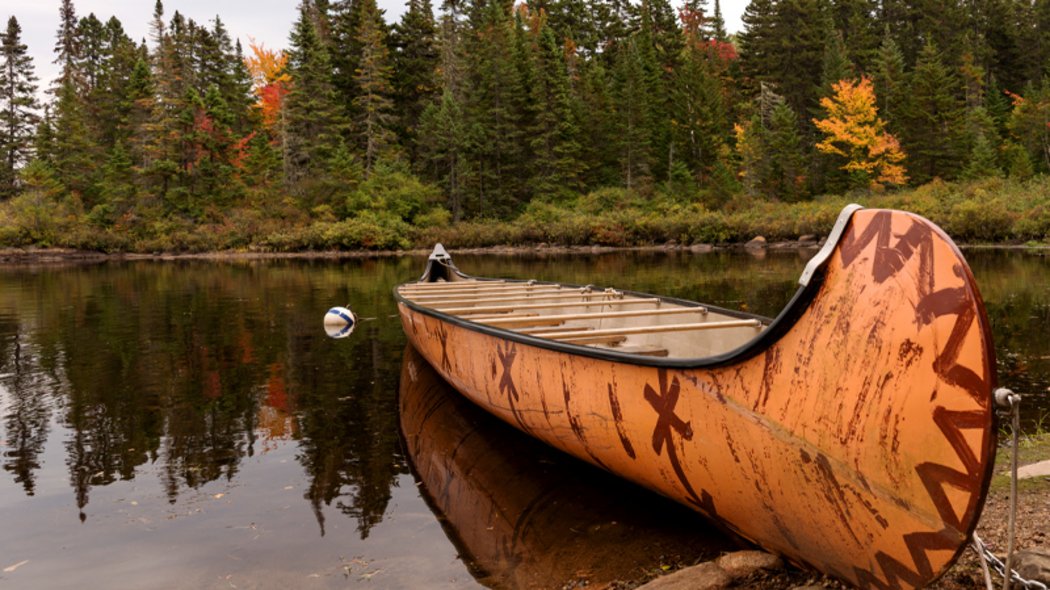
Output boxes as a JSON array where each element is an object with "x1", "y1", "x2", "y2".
[{"x1": 0, "y1": 17, "x2": 40, "y2": 198}]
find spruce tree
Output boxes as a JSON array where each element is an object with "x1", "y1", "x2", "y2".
[
  {"x1": 352, "y1": 0, "x2": 398, "y2": 175},
  {"x1": 528, "y1": 26, "x2": 583, "y2": 200},
  {"x1": 0, "y1": 17, "x2": 40, "y2": 198},
  {"x1": 738, "y1": 0, "x2": 778, "y2": 96},
  {"x1": 284, "y1": 1, "x2": 349, "y2": 200},
  {"x1": 54, "y1": 0, "x2": 80, "y2": 91},
  {"x1": 872, "y1": 29, "x2": 905, "y2": 129},
  {"x1": 391, "y1": 0, "x2": 439, "y2": 162},
  {"x1": 899, "y1": 41, "x2": 965, "y2": 182},
  {"x1": 613, "y1": 36, "x2": 653, "y2": 192}
]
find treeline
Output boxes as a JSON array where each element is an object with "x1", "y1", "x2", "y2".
[{"x1": 0, "y1": 0, "x2": 1049, "y2": 251}]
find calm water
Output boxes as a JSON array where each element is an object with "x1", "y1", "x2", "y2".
[{"x1": 0, "y1": 249, "x2": 1048, "y2": 589}]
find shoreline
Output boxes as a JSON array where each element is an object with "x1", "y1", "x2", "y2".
[{"x1": 1, "y1": 240, "x2": 1048, "y2": 264}]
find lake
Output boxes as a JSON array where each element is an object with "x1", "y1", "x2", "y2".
[{"x1": 0, "y1": 249, "x2": 1048, "y2": 589}]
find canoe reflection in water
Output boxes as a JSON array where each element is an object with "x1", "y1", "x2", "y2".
[{"x1": 399, "y1": 345, "x2": 735, "y2": 589}]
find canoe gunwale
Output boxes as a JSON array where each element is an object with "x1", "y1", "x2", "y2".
[{"x1": 394, "y1": 206, "x2": 861, "y2": 369}]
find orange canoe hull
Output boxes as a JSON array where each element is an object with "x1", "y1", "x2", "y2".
[{"x1": 397, "y1": 208, "x2": 996, "y2": 589}]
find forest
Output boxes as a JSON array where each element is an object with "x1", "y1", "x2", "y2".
[{"x1": 1, "y1": 0, "x2": 1050, "y2": 252}]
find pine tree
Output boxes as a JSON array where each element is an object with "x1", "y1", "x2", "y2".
[
  {"x1": 738, "y1": 0, "x2": 777, "y2": 95},
  {"x1": 960, "y1": 131, "x2": 1000, "y2": 179},
  {"x1": 53, "y1": 0, "x2": 80, "y2": 91},
  {"x1": 613, "y1": 36, "x2": 653, "y2": 192},
  {"x1": 391, "y1": 0, "x2": 439, "y2": 162},
  {"x1": 284, "y1": 1, "x2": 349, "y2": 200},
  {"x1": 899, "y1": 41, "x2": 965, "y2": 182},
  {"x1": 766, "y1": 102, "x2": 808, "y2": 200},
  {"x1": 528, "y1": 26, "x2": 583, "y2": 200},
  {"x1": 871, "y1": 29, "x2": 905, "y2": 129},
  {"x1": 821, "y1": 30, "x2": 854, "y2": 93},
  {"x1": 0, "y1": 17, "x2": 40, "y2": 198},
  {"x1": 417, "y1": 91, "x2": 469, "y2": 219},
  {"x1": 352, "y1": 0, "x2": 398, "y2": 176}
]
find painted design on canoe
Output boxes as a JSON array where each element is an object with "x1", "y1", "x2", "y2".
[
  {"x1": 396, "y1": 207, "x2": 996, "y2": 590},
  {"x1": 607, "y1": 383, "x2": 636, "y2": 460},
  {"x1": 644, "y1": 369, "x2": 704, "y2": 509},
  {"x1": 496, "y1": 341, "x2": 528, "y2": 433}
]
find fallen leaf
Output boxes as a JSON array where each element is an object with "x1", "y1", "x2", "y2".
[
  {"x1": 213, "y1": 493, "x2": 225, "y2": 499},
  {"x1": 3, "y1": 560, "x2": 29, "y2": 573}
]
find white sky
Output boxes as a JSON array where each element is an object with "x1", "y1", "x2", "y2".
[{"x1": 1, "y1": 0, "x2": 748, "y2": 92}]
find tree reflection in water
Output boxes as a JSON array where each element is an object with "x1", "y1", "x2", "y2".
[{"x1": 0, "y1": 259, "x2": 414, "y2": 536}]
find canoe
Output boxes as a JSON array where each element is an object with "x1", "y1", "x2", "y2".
[
  {"x1": 394, "y1": 205, "x2": 997, "y2": 589},
  {"x1": 398, "y1": 344, "x2": 731, "y2": 588}
]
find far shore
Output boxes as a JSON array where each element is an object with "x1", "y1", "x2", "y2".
[{"x1": 1, "y1": 239, "x2": 1048, "y2": 265}]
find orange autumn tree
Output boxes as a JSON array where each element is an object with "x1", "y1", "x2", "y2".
[
  {"x1": 813, "y1": 77, "x2": 907, "y2": 189},
  {"x1": 244, "y1": 40, "x2": 291, "y2": 130}
]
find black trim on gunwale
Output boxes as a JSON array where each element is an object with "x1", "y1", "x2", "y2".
[{"x1": 394, "y1": 205, "x2": 861, "y2": 369}]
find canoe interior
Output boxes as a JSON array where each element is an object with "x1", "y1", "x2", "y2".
[{"x1": 396, "y1": 281, "x2": 766, "y2": 359}]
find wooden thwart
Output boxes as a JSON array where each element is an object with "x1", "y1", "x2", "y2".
[
  {"x1": 400, "y1": 281, "x2": 528, "y2": 293},
  {"x1": 532, "y1": 319, "x2": 763, "y2": 343},
  {"x1": 478, "y1": 306, "x2": 707, "y2": 327},
  {"x1": 416, "y1": 291, "x2": 621, "y2": 307},
  {"x1": 438, "y1": 297, "x2": 660, "y2": 315},
  {"x1": 406, "y1": 287, "x2": 571, "y2": 302}
]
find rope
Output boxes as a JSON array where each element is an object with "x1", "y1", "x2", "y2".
[
  {"x1": 1004, "y1": 391, "x2": 1021, "y2": 590},
  {"x1": 971, "y1": 389, "x2": 1046, "y2": 590}
]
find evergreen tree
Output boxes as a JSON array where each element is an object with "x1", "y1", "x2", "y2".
[
  {"x1": 899, "y1": 41, "x2": 965, "y2": 182},
  {"x1": 284, "y1": 1, "x2": 349, "y2": 201},
  {"x1": 54, "y1": 0, "x2": 80, "y2": 91},
  {"x1": 352, "y1": 0, "x2": 398, "y2": 175},
  {"x1": 613, "y1": 36, "x2": 653, "y2": 191},
  {"x1": 528, "y1": 26, "x2": 583, "y2": 199},
  {"x1": 960, "y1": 131, "x2": 1000, "y2": 179},
  {"x1": 738, "y1": 0, "x2": 777, "y2": 95},
  {"x1": 417, "y1": 91, "x2": 469, "y2": 219},
  {"x1": 872, "y1": 29, "x2": 905, "y2": 128},
  {"x1": 0, "y1": 17, "x2": 40, "y2": 198},
  {"x1": 821, "y1": 30, "x2": 854, "y2": 92},
  {"x1": 391, "y1": 0, "x2": 439, "y2": 162},
  {"x1": 765, "y1": 102, "x2": 808, "y2": 200}
]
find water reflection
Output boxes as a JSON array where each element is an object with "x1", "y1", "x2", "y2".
[
  {"x1": 0, "y1": 260, "x2": 414, "y2": 534},
  {"x1": 399, "y1": 345, "x2": 732, "y2": 588}
]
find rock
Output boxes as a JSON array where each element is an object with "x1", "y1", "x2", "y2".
[
  {"x1": 798, "y1": 234, "x2": 817, "y2": 243},
  {"x1": 1015, "y1": 549, "x2": 1050, "y2": 584},
  {"x1": 745, "y1": 236, "x2": 768, "y2": 249},
  {"x1": 636, "y1": 562, "x2": 732, "y2": 590},
  {"x1": 690, "y1": 243, "x2": 714, "y2": 253},
  {"x1": 1018, "y1": 459, "x2": 1050, "y2": 479},
  {"x1": 716, "y1": 550, "x2": 784, "y2": 578}
]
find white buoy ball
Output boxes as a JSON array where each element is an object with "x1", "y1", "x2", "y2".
[{"x1": 323, "y1": 306, "x2": 357, "y2": 339}]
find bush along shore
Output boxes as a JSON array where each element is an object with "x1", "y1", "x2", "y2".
[{"x1": 2, "y1": 175, "x2": 1050, "y2": 255}]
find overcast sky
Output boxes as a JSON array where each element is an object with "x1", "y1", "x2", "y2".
[{"x1": 1, "y1": 0, "x2": 748, "y2": 92}]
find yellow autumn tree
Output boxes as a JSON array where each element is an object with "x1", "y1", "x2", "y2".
[{"x1": 813, "y1": 77, "x2": 908, "y2": 189}]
